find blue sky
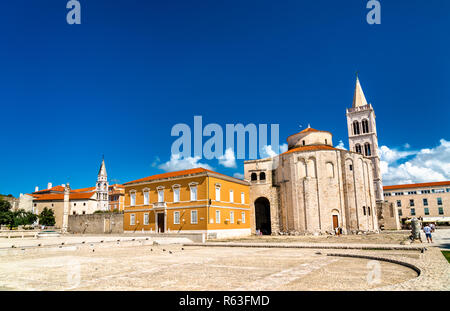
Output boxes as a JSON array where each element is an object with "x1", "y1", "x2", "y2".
[{"x1": 1, "y1": 0, "x2": 449, "y2": 196}]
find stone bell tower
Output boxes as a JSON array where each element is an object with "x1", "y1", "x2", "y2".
[
  {"x1": 346, "y1": 75, "x2": 384, "y2": 202},
  {"x1": 96, "y1": 157, "x2": 109, "y2": 211}
]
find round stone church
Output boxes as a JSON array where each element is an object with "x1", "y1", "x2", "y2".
[{"x1": 244, "y1": 127, "x2": 378, "y2": 235}]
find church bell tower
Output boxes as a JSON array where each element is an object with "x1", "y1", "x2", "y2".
[
  {"x1": 96, "y1": 157, "x2": 109, "y2": 211},
  {"x1": 346, "y1": 76, "x2": 384, "y2": 202}
]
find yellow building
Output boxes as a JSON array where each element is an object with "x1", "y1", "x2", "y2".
[{"x1": 123, "y1": 168, "x2": 251, "y2": 238}]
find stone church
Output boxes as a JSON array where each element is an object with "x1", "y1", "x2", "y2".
[{"x1": 244, "y1": 77, "x2": 397, "y2": 235}]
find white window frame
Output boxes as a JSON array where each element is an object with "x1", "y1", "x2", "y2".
[
  {"x1": 143, "y1": 189, "x2": 149, "y2": 205},
  {"x1": 229, "y1": 190, "x2": 234, "y2": 203},
  {"x1": 174, "y1": 211, "x2": 180, "y2": 224},
  {"x1": 130, "y1": 213, "x2": 135, "y2": 225},
  {"x1": 157, "y1": 187, "x2": 164, "y2": 203},
  {"x1": 189, "y1": 182, "x2": 198, "y2": 201},
  {"x1": 215, "y1": 184, "x2": 221, "y2": 201},
  {"x1": 241, "y1": 212, "x2": 245, "y2": 223},
  {"x1": 191, "y1": 210, "x2": 198, "y2": 224},
  {"x1": 216, "y1": 210, "x2": 221, "y2": 224},
  {"x1": 130, "y1": 191, "x2": 136, "y2": 206},
  {"x1": 143, "y1": 213, "x2": 149, "y2": 225},
  {"x1": 172, "y1": 185, "x2": 180, "y2": 203},
  {"x1": 241, "y1": 192, "x2": 245, "y2": 204},
  {"x1": 230, "y1": 211, "x2": 234, "y2": 224}
]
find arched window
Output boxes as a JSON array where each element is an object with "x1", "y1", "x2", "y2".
[
  {"x1": 355, "y1": 144, "x2": 362, "y2": 154},
  {"x1": 362, "y1": 119, "x2": 369, "y2": 133},
  {"x1": 326, "y1": 162, "x2": 334, "y2": 178},
  {"x1": 353, "y1": 121, "x2": 360, "y2": 135},
  {"x1": 260, "y1": 172, "x2": 266, "y2": 181},
  {"x1": 364, "y1": 143, "x2": 371, "y2": 156},
  {"x1": 363, "y1": 206, "x2": 366, "y2": 215},
  {"x1": 368, "y1": 207, "x2": 371, "y2": 216},
  {"x1": 307, "y1": 158, "x2": 316, "y2": 178},
  {"x1": 251, "y1": 173, "x2": 257, "y2": 181}
]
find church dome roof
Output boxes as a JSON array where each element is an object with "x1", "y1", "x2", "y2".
[
  {"x1": 286, "y1": 126, "x2": 333, "y2": 149},
  {"x1": 281, "y1": 145, "x2": 339, "y2": 156}
]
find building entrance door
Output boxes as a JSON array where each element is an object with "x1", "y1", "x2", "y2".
[
  {"x1": 157, "y1": 213, "x2": 165, "y2": 233},
  {"x1": 255, "y1": 197, "x2": 271, "y2": 235},
  {"x1": 332, "y1": 215, "x2": 339, "y2": 230}
]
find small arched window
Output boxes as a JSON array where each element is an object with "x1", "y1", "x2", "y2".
[
  {"x1": 260, "y1": 172, "x2": 266, "y2": 181},
  {"x1": 353, "y1": 121, "x2": 360, "y2": 135},
  {"x1": 363, "y1": 206, "x2": 366, "y2": 215},
  {"x1": 362, "y1": 120, "x2": 369, "y2": 133},
  {"x1": 251, "y1": 173, "x2": 257, "y2": 181},
  {"x1": 355, "y1": 144, "x2": 362, "y2": 154},
  {"x1": 368, "y1": 207, "x2": 371, "y2": 216},
  {"x1": 364, "y1": 143, "x2": 371, "y2": 156},
  {"x1": 302, "y1": 140, "x2": 305, "y2": 146}
]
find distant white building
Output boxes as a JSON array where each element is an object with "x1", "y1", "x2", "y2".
[{"x1": 22, "y1": 158, "x2": 113, "y2": 228}]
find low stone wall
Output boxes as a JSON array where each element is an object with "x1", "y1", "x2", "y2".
[
  {"x1": 68, "y1": 214, "x2": 123, "y2": 234},
  {"x1": 123, "y1": 231, "x2": 205, "y2": 243}
]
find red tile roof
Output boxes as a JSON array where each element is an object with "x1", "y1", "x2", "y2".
[
  {"x1": 32, "y1": 192, "x2": 96, "y2": 201},
  {"x1": 286, "y1": 128, "x2": 332, "y2": 141},
  {"x1": 300, "y1": 128, "x2": 320, "y2": 134},
  {"x1": 71, "y1": 187, "x2": 96, "y2": 192},
  {"x1": 383, "y1": 181, "x2": 450, "y2": 190},
  {"x1": 124, "y1": 168, "x2": 231, "y2": 185},
  {"x1": 32, "y1": 185, "x2": 65, "y2": 194},
  {"x1": 109, "y1": 184, "x2": 124, "y2": 188},
  {"x1": 281, "y1": 145, "x2": 340, "y2": 155}
]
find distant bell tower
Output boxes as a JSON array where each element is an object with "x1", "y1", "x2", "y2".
[
  {"x1": 96, "y1": 157, "x2": 109, "y2": 211},
  {"x1": 346, "y1": 75, "x2": 384, "y2": 202}
]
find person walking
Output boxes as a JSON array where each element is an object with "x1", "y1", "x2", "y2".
[
  {"x1": 430, "y1": 223, "x2": 436, "y2": 232},
  {"x1": 423, "y1": 224, "x2": 433, "y2": 243}
]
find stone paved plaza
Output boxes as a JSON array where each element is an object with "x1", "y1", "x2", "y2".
[{"x1": 0, "y1": 231, "x2": 448, "y2": 291}]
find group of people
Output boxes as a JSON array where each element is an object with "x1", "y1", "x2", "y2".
[{"x1": 423, "y1": 222, "x2": 436, "y2": 243}]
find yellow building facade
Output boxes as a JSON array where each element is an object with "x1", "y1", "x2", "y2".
[{"x1": 123, "y1": 168, "x2": 251, "y2": 238}]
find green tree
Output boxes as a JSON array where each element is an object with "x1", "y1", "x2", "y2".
[
  {"x1": 0, "y1": 199, "x2": 14, "y2": 228},
  {"x1": 0, "y1": 199, "x2": 11, "y2": 213},
  {"x1": 14, "y1": 209, "x2": 38, "y2": 226},
  {"x1": 0, "y1": 211, "x2": 14, "y2": 229},
  {"x1": 38, "y1": 207, "x2": 56, "y2": 226}
]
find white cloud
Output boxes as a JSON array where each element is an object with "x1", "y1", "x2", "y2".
[
  {"x1": 218, "y1": 148, "x2": 237, "y2": 168},
  {"x1": 151, "y1": 156, "x2": 161, "y2": 167},
  {"x1": 261, "y1": 145, "x2": 277, "y2": 158},
  {"x1": 261, "y1": 143, "x2": 288, "y2": 158},
  {"x1": 379, "y1": 145, "x2": 415, "y2": 164},
  {"x1": 381, "y1": 139, "x2": 450, "y2": 185},
  {"x1": 233, "y1": 172, "x2": 244, "y2": 179},
  {"x1": 158, "y1": 154, "x2": 213, "y2": 172},
  {"x1": 335, "y1": 140, "x2": 346, "y2": 150}
]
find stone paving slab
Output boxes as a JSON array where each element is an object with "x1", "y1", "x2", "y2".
[
  {"x1": 184, "y1": 242, "x2": 450, "y2": 291},
  {"x1": 0, "y1": 235, "x2": 193, "y2": 254},
  {"x1": 0, "y1": 245, "x2": 420, "y2": 291},
  {"x1": 187, "y1": 242, "x2": 426, "y2": 251},
  {"x1": 324, "y1": 248, "x2": 450, "y2": 291}
]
